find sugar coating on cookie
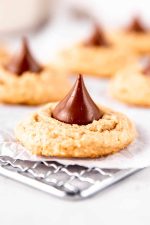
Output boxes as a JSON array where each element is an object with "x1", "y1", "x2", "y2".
[
  {"x1": 110, "y1": 64, "x2": 150, "y2": 106},
  {"x1": 15, "y1": 103, "x2": 136, "y2": 158}
]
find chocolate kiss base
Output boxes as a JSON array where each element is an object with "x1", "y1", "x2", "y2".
[
  {"x1": 52, "y1": 74, "x2": 103, "y2": 125},
  {"x1": 5, "y1": 37, "x2": 43, "y2": 75}
]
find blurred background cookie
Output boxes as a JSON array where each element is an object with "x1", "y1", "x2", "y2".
[
  {"x1": 110, "y1": 57, "x2": 150, "y2": 106},
  {"x1": 110, "y1": 16, "x2": 150, "y2": 55},
  {"x1": 54, "y1": 24, "x2": 136, "y2": 78},
  {"x1": 0, "y1": 38, "x2": 71, "y2": 105}
]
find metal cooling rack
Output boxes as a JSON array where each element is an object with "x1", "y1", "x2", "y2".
[{"x1": 0, "y1": 156, "x2": 139, "y2": 200}]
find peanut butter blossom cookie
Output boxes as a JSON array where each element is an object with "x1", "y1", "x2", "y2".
[
  {"x1": 0, "y1": 38, "x2": 71, "y2": 105},
  {"x1": 110, "y1": 17, "x2": 150, "y2": 55},
  {"x1": 55, "y1": 24, "x2": 135, "y2": 78},
  {"x1": 110, "y1": 58, "x2": 150, "y2": 107},
  {"x1": 15, "y1": 74, "x2": 136, "y2": 158}
]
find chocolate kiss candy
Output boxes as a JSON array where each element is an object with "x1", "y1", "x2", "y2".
[
  {"x1": 84, "y1": 24, "x2": 110, "y2": 47},
  {"x1": 127, "y1": 17, "x2": 146, "y2": 33},
  {"x1": 52, "y1": 74, "x2": 103, "y2": 125},
  {"x1": 5, "y1": 37, "x2": 43, "y2": 75}
]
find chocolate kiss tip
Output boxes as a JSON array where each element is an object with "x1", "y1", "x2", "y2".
[
  {"x1": 52, "y1": 74, "x2": 103, "y2": 125},
  {"x1": 5, "y1": 37, "x2": 43, "y2": 75}
]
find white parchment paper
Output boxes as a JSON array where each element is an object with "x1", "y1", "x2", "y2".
[{"x1": 0, "y1": 78, "x2": 150, "y2": 169}]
